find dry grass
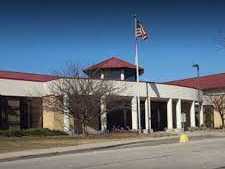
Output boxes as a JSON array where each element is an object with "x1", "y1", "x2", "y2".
[{"x1": 0, "y1": 132, "x2": 177, "y2": 154}]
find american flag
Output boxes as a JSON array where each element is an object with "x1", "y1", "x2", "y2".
[{"x1": 136, "y1": 20, "x2": 148, "y2": 40}]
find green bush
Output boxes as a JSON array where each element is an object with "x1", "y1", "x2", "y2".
[
  {"x1": 187, "y1": 127, "x2": 199, "y2": 132},
  {"x1": 0, "y1": 128, "x2": 68, "y2": 137},
  {"x1": 0, "y1": 129, "x2": 24, "y2": 137},
  {"x1": 23, "y1": 128, "x2": 68, "y2": 136}
]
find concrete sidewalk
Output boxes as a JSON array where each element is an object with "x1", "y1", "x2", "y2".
[{"x1": 0, "y1": 130, "x2": 224, "y2": 162}]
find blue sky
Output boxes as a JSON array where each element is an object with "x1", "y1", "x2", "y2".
[{"x1": 0, "y1": 0, "x2": 225, "y2": 82}]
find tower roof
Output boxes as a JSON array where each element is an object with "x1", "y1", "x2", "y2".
[{"x1": 84, "y1": 56, "x2": 144, "y2": 74}]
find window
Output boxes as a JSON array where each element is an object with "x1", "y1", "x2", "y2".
[
  {"x1": 104, "y1": 70, "x2": 121, "y2": 80},
  {"x1": 7, "y1": 99, "x2": 20, "y2": 129}
]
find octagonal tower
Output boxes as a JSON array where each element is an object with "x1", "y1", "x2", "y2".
[{"x1": 83, "y1": 56, "x2": 144, "y2": 81}]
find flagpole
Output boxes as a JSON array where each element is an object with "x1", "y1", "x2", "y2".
[{"x1": 134, "y1": 15, "x2": 142, "y2": 133}]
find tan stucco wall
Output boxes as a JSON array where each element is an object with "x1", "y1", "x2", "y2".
[
  {"x1": 214, "y1": 110, "x2": 223, "y2": 128},
  {"x1": 42, "y1": 96, "x2": 64, "y2": 131},
  {"x1": 54, "y1": 109, "x2": 64, "y2": 130},
  {"x1": 43, "y1": 109, "x2": 54, "y2": 129}
]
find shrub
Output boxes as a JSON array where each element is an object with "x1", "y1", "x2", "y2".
[
  {"x1": 0, "y1": 129, "x2": 24, "y2": 137},
  {"x1": 0, "y1": 128, "x2": 68, "y2": 137},
  {"x1": 187, "y1": 127, "x2": 199, "y2": 132},
  {"x1": 23, "y1": 128, "x2": 68, "y2": 136},
  {"x1": 50, "y1": 129, "x2": 68, "y2": 136}
]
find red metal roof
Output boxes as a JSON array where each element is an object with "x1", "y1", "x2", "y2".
[
  {"x1": 0, "y1": 70, "x2": 57, "y2": 82},
  {"x1": 84, "y1": 56, "x2": 144, "y2": 74},
  {"x1": 166, "y1": 72, "x2": 225, "y2": 90}
]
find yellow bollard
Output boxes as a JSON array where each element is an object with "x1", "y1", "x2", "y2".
[{"x1": 179, "y1": 133, "x2": 189, "y2": 143}]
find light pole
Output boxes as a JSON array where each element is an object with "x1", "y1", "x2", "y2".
[{"x1": 192, "y1": 64, "x2": 201, "y2": 127}]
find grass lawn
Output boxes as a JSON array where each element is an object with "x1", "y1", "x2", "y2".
[
  {"x1": 0, "y1": 136, "x2": 116, "y2": 153},
  {"x1": 0, "y1": 132, "x2": 177, "y2": 154}
]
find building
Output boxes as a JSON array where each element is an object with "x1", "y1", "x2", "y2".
[
  {"x1": 167, "y1": 73, "x2": 225, "y2": 128},
  {"x1": 0, "y1": 56, "x2": 219, "y2": 133}
]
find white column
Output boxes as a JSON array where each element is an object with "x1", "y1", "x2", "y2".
[
  {"x1": 63, "y1": 94, "x2": 70, "y2": 133},
  {"x1": 167, "y1": 98, "x2": 173, "y2": 130},
  {"x1": 100, "y1": 73, "x2": 104, "y2": 79},
  {"x1": 144, "y1": 97, "x2": 151, "y2": 133},
  {"x1": 176, "y1": 99, "x2": 182, "y2": 129},
  {"x1": 200, "y1": 104, "x2": 204, "y2": 126},
  {"x1": 131, "y1": 97, "x2": 138, "y2": 130},
  {"x1": 121, "y1": 70, "x2": 125, "y2": 80},
  {"x1": 190, "y1": 101, "x2": 196, "y2": 127},
  {"x1": 100, "y1": 97, "x2": 107, "y2": 131}
]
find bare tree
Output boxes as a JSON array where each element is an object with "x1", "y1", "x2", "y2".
[
  {"x1": 210, "y1": 94, "x2": 225, "y2": 128},
  {"x1": 47, "y1": 64, "x2": 126, "y2": 135}
]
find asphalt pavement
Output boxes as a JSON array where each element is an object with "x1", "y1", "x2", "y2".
[{"x1": 1, "y1": 136, "x2": 225, "y2": 169}]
